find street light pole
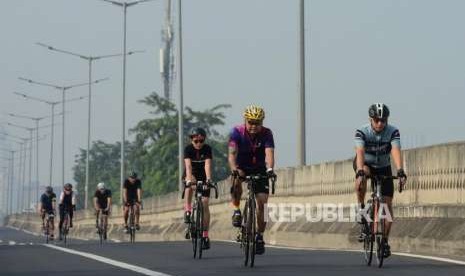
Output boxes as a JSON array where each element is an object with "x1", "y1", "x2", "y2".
[
  {"x1": 36, "y1": 43, "x2": 142, "y2": 209},
  {"x1": 100, "y1": 0, "x2": 157, "y2": 202},
  {"x1": 298, "y1": 0, "x2": 307, "y2": 166},
  {"x1": 177, "y1": 0, "x2": 184, "y2": 191},
  {"x1": 19, "y1": 78, "x2": 107, "y2": 186},
  {"x1": 13, "y1": 92, "x2": 85, "y2": 190}
]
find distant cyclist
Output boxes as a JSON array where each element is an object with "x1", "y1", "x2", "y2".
[
  {"x1": 229, "y1": 105, "x2": 276, "y2": 255},
  {"x1": 58, "y1": 183, "x2": 76, "y2": 240},
  {"x1": 38, "y1": 186, "x2": 56, "y2": 240},
  {"x1": 183, "y1": 127, "x2": 213, "y2": 250},
  {"x1": 94, "y1": 182, "x2": 112, "y2": 239},
  {"x1": 354, "y1": 103, "x2": 407, "y2": 257},
  {"x1": 123, "y1": 171, "x2": 142, "y2": 233}
]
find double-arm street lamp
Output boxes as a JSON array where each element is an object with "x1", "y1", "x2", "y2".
[
  {"x1": 13, "y1": 92, "x2": 85, "y2": 188},
  {"x1": 99, "y1": 0, "x2": 158, "y2": 201},
  {"x1": 36, "y1": 42, "x2": 143, "y2": 209},
  {"x1": 18, "y1": 77, "x2": 108, "y2": 186}
]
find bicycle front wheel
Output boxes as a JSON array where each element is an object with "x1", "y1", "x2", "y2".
[
  {"x1": 249, "y1": 199, "x2": 257, "y2": 267},
  {"x1": 197, "y1": 201, "x2": 204, "y2": 259},
  {"x1": 242, "y1": 201, "x2": 250, "y2": 266}
]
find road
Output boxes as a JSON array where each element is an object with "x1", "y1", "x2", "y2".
[{"x1": 1, "y1": 227, "x2": 464, "y2": 276}]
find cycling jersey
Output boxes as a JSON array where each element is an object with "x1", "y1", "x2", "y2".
[
  {"x1": 59, "y1": 191, "x2": 76, "y2": 208},
  {"x1": 228, "y1": 124, "x2": 274, "y2": 171},
  {"x1": 183, "y1": 144, "x2": 212, "y2": 181},
  {"x1": 94, "y1": 189, "x2": 112, "y2": 209},
  {"x1": 123, "y1": 179, "x2": 141, "y2": 202},
  {"x1": 40, "y1": 193, "x2": 56, "y2": 212},
  {"x1": 354, "y1": 123, "x2": 401, "y2": 168}
]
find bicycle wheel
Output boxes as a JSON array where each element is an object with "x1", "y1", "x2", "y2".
[
  {"x1": 98, "y1": 213, "x2": 104, "y2": 245},
  {"x1": 63, "y1": 215, "x2": 69, "y2": 246},
  {"x1": 130, "y1": 213, "x2": 136, "y2": 243},
  {"x1": 191, "y1": 204, "x2": 198, "y2": 258},
  {"x1": 242, "y1": 201, "x2": 250, "y2": 266},
  {"x1": 249, "y1": 198, "x2": 257, "y2": 267},
  {"x1": 363, "y1": 221, "x2": 373, "y2": 266},
  {"x1": 197, "y1": 200, "x2": 204, "y2": 259},
  {"x1": 45, "y1": 219, "x2": 50, "y2": 244},
  {"x1": 375, "y1": 206, "x2": 385, "y2": 267}
]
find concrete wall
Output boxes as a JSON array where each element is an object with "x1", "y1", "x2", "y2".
[{"x1": 7, "y1": 141, "x2": 465, "y2": 260}]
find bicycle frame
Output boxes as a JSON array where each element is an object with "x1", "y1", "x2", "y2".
[
  {"x1": 97, "y1": 209, "x2": 108, "y2": 245},
  {"x1": 44, "y1": 213, "x2": 54, "y2": 244},
  {"x1": 235, "y1": 173, "x2": 276, "y2": 268},
  {"x1": 182, "y1": 180, "x2": 218, "y2": 259},
  {"x1": 128, "y1": 204, "x2": 137, "y2": 243}
]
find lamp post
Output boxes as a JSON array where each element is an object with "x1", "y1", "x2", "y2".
[
  {"x1": 18, "y1": 77, "x2": 107, "y2": 186},
  {"x1": 0, "y1": 150, "x2": 15, "y2": 214},
  {"x1": 13, "y1": 92, "x2": 86, "y2": 189},
  {"x1": 298, "y1": 0, "x2": 307, "y2": 166},
  {"x1": 177, "y1": 0, "x2": 184, "y2": 191},
  {"x1": 36, "y1": 42, "x2": 143, "y2": 209},
  {"x1": 8, "y1": 113, "x2": 46, "y2": 205},
  {"x1": 99, "y1": 0, "x2": 158, "y2": 202}
]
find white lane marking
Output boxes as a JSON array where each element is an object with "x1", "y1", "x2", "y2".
[
  {"x1": 216, "y1": 239, "x2": 465, "y2": 266},
  {"x1": 9, "y1": 241, "x2": 16, "y2": 245},
  {"x1": 44, "y1": 244, "x2": 172, "y2": 276},
  {"x1": 111, "y1": 239, "x2": 122, "y2": 243},
  {"x1": 0, "y1": 239, "x2": 3, "y2": 243},
  {"x1": 19, "y1": 243, "x2": 26, "y2": 246}
]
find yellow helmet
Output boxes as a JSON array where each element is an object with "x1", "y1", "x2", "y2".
[{"x1": 243, "y1": 105, "x2": 265, "y2": 121}]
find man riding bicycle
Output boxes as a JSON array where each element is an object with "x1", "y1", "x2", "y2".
[
  {"x1": 229, "y1": 104, "x2": 276, "y2": 255},
  {"x1": 354, "y1": 103, "x2": 407, "y2": 258},
  {"x1": 58, "y1": 183, "x2": 76, "y2": 240},
  {"x1": 123, "y1": 171, "x2": 142, "y2": 233},
  {"x1": 38, "y1": 186, "x2": 56, "y2": 240},
  {"x1": 183, "y1": 127, "x2": 214, "y2": 250},
  {"x1": 94, "y1": 182, "x2": 112, "y2": 240}
]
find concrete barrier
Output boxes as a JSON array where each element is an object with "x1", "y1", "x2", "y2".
[{"x1": 7, "y1": 141, "x2": 465, "y2": 260}]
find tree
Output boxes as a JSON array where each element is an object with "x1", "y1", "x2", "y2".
[{"x1": 73, "y1": 92, "x2": 230, "y2": 206}]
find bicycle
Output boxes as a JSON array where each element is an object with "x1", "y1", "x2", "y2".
[
  {"x1": 361, "y1": 175, "x2": 402, "y2": 268},
  {"x1": 96, "y1": 209, "x2": 109, "y2": 245},
  {"x1": 43, "y1": 212, "x2": 55, "y2": 244},
  {"x1": 182, "y1": 180, "x2": 218, "y2": 259},
  {"x1": 127, "y1": 202, "x2": 140, "y2": 243},
  {"x1": 233, "y1": 173, "x2": 276, "y2": 268},
  {"x1": 61, "y1": 207, "x2": 71, "y2": 246}
]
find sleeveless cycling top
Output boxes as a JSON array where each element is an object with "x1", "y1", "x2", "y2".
[{"x1": 354, "y1": 123, "x2": 401, "y2": 168}]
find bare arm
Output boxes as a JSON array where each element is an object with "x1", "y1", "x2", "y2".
[
  {"x1": 391, "y1": 146, "x2": 403, "y2": 170},
  {"x1": 355, "y1": 147, "x2": 365, "y2": 171},
  {"x1": 123, "y1": 188, "x2": 127, "y2": 204},
  {"x1": 185, "y1": 158, "x2": 193, "y2": 182},
  {"x1": 205, "y1": 158, "x2": 213, "y2": 180},
  {"x1": 107, "y1": 197, "x2": 112, "y2": 211},
  {"x1": 93, "y1": 197, "x2": 99, "y2": 210},
  {"x1": 265, "y1": 148, "x2": 275, "y2": 170},
  {"x1": 137, "y1": 188, "x2": 142, "y2": 203},
  {"x1": 228, "y1": 145, "x2": 238, "y2": 171}
]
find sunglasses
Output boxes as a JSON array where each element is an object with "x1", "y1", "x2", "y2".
[
  {"x1": 247, "y1": 120, "x2": 263, "y2": 126},
  {"x1": 193, "y1": 139, "x2": 205, "y2": 144},
  {"x1": 373, "y1": 118, "x2": 387, "y2": 124}
]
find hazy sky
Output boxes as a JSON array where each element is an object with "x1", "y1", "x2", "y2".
[{"x1": 1, "y1": 0, "x2": 465, "y2": 190}]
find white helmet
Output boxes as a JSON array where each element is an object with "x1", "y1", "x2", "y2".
[{"x1": 97, "y1": 182, "x2": 105, "y2": 190}]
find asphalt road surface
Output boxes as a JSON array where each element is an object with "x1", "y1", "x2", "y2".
[{"x1": 1, "y1": 227, "x2": 464, "y2": 276}]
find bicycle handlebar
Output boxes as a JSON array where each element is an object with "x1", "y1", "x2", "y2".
[
  {"x1": 232, "y1": 173, "x2": 277, "y2": 195},
  {"x1": 359, "y1": 175, "x2": 404, "y2": 193},
  {"x1": 181, "y1": 181, "x2": 219, "y2": 199}
]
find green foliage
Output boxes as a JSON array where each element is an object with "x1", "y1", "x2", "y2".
[{"x1": 73, "y1": 92, "x2": 230, "y2": 208}]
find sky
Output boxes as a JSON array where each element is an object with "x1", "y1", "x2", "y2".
[{"x1": 1, "y1": 0, "x2": 465, "y2": 195}]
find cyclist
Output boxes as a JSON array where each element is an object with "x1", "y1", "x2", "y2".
[
  {"x1": 93, "y1": 182, "x2": 112, "y2": 240},
  {"x1": 38, "y1": 186, "x2": 56, "y2": 240},
  {"x1": 354, "y1": 103, "x2": 407, "y2": 258},
  {"x1": 58, "y1": 183, "x2": 76, "y2": 240},
  {"x1": 228, "y1": 104, "x2": 276, "y2": 255},
  {"x1": 183, "y1": 127, "x2": 213, "y2": 250},
  {"x1": 123, "y1": 171, "x2": 142, "y2": 233}
]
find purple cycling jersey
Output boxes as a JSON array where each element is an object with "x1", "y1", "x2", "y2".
[{"x1": 228, "y1": 124, "x2": 275, "y2": 170}]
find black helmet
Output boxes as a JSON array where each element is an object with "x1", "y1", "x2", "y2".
[
  {"x1": 64, "y1": 183, "x2": 73, "y2": 190},
  {"x1": 129, "y1": 171, "x2": 138, "y2": 178},
  {"x1": 45, "y1": 186, "x2": 53, "y2": 194},
  {"x1": 368, "y1": 103, "x2": 390, "y2": 119},
  {"x1": 189, "y1": 127, "x2": 207, "y2": 138}
]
